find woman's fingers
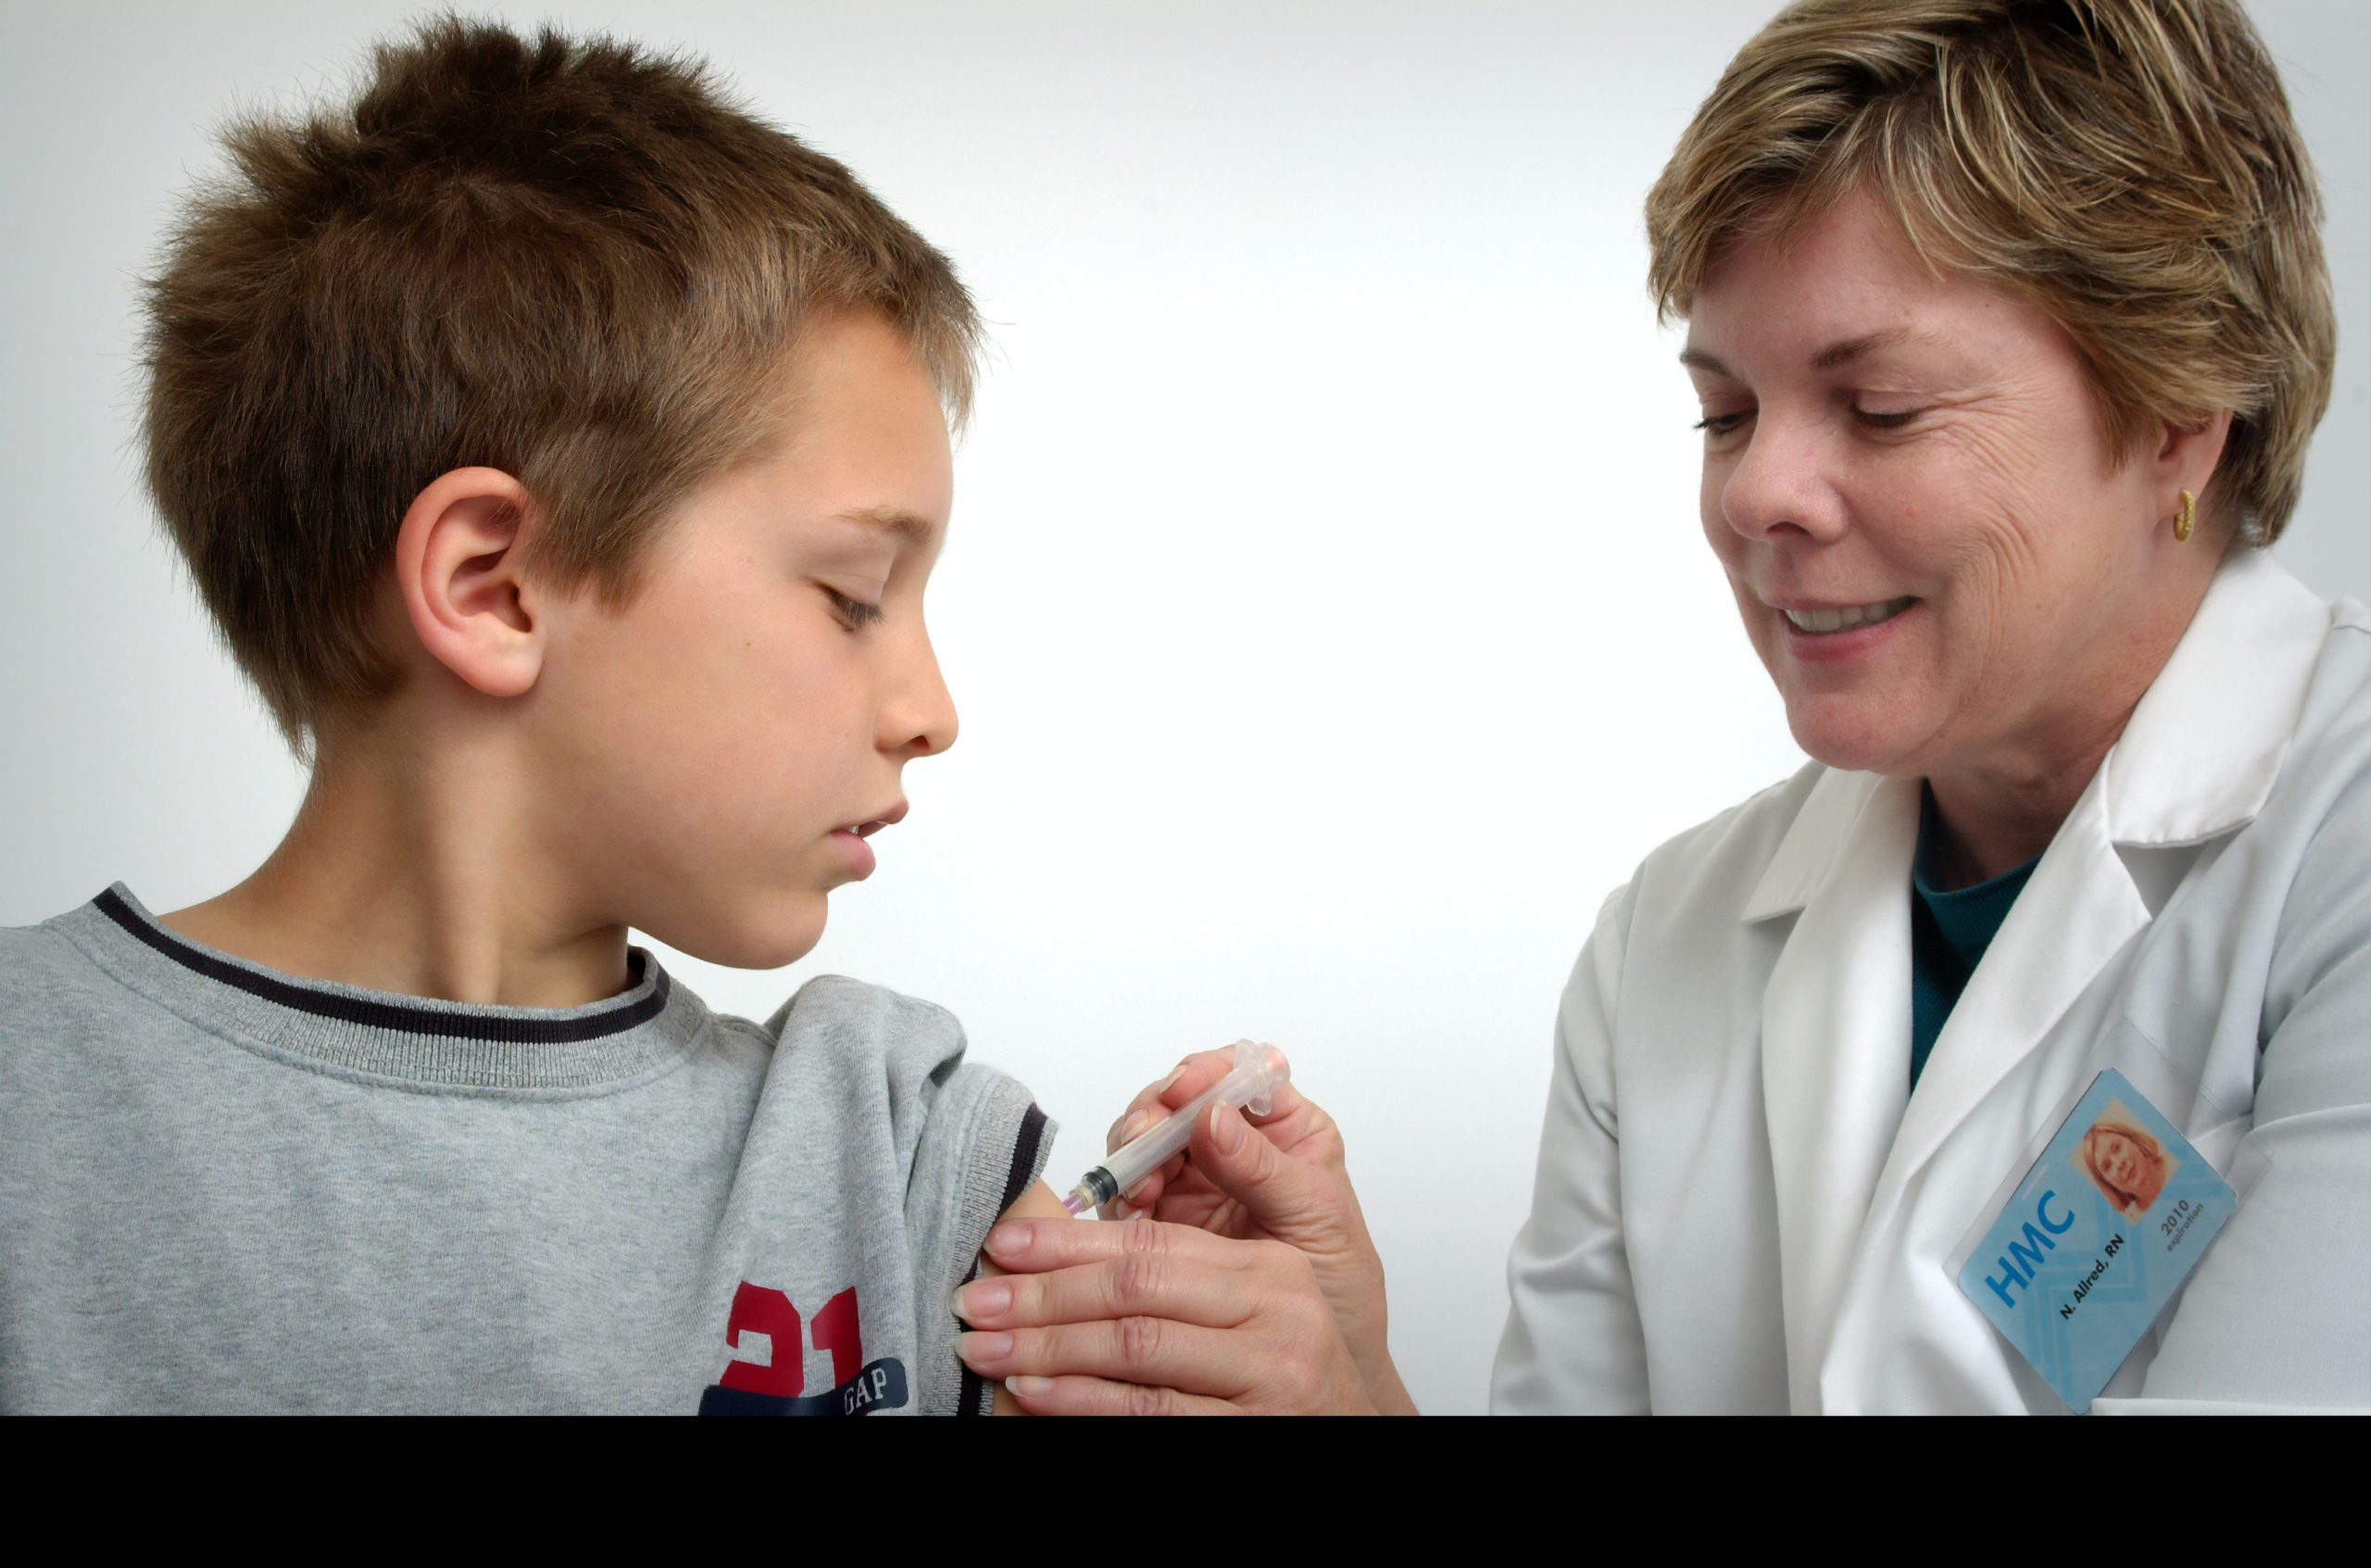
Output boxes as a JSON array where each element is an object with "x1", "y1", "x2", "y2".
[
  {"x1": 1101, "y1": 1110, "x2": 1182, "y2": 1191},
  {"x1": 955, "y1": 1244, "x2": 1252, "y2": 1333},
  {"x1": 983, "y1": 1213, "x2": 1261, "y2": 1276},
  {"x1": 957, "y1": 1315, "x2": 1256, "y2": 1395},
  {"x1": 1096, "y1": 1143, "x2": 1186, "y2": 1219},
  {"x1": 1104, "y1": 1048, "x2": 1313, "y2": 1156},
  {"x1": 1100, "y1": 1065, "x2": 1208, "y2": 1215},
  {"x1": 969, "y1": 1217, "x2": 1379, "y2": 1415},
  {"x1": 999, "y1": 1374, "x2": 1240, "y2": 1417},
  {"x1": 1106, "y1": 1058, "x2": 1209, "y2": 1146},
  {"x1": 1121, "y1": 1150, "x2": 1186, "y2": 1200},
  {"x1": 1098, "y1": 1047, "x2": 1330, "y2": 1221},
  {"x1": 1106, "y1": 1053, "x2": 1223, "y2": 1151},
  {"x1": 1105, "y1": 1101, "x2": 1156, "y2": 1155}
]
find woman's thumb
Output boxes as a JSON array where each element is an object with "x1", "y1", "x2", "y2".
[{"x1": 1190, "y1": 1100, "x2": 1341, "y2": 1240}]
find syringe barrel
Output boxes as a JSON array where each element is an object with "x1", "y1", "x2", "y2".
[{"x1": 1099, "y1": 1040, "x2": 1290, "y2": 1198}]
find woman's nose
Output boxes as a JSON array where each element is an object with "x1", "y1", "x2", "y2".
[{"x1": 1720, "y1": 414, "x2": 1850, "y2": 546}]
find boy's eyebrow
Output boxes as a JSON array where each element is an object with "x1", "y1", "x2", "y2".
[{"x1": 835, "y1": 506, "x2": 940, "y2": 546}]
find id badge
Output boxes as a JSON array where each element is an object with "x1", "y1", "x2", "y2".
[{"x1": 1953, "y1": 1068, "x2": 2239, "y2": 1413}]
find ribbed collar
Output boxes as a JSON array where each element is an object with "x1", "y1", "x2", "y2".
[{"x1": 56, "y1": 884, "x2": 711, "y2": 1093}]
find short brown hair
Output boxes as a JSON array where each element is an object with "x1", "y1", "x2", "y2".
[
  {"x1": 143, "y1": 15, "x2": 983, "y2": 746},
  {"x1": 1645, "y1": 0, "x2": 2335, "y2": 547}
]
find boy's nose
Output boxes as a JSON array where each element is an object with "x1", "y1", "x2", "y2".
[{"x1": 883, "y1": 633, "x2": 959, "y2": 759}]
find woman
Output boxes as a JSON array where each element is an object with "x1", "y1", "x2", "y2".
[{"x1": 952, "y1": 0, "x2": 2365, "y2": 1414}]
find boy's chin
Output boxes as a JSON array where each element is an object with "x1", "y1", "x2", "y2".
[{"x1": 646, "y1": 893, "x2": 829, "y2": 972}]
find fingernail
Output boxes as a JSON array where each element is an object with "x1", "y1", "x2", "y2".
[
  {"x1": 1120, "y1": 1110, "x2": 1153, "y2": 1143},
  {"x1": 1159, "y1": 1066, "x2": 1187, "y2": 1094},
  {"x1": 956, "y1": 1331, "x2": 1012, "y2": 1365},
  {"x1": 1107, "y1": 1199, "x2": 1132, "y2": 1221},
  {"x1": 952, "y1": 1278, "x2": 1010, "y2": 1322},
  {"x1": 1006, "y1": 1374, "x2": 1054, "y2": 1400},
  {"x1": 1211, "y1": 1099, "x2": 1244, "y2": 1155},
  {"x1": 983, "y1": 1223, "x2": 1028, "y2": 1261}
]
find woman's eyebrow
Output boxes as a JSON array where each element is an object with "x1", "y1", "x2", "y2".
[
  {"x1": 1681, "y1": 329, "x2": 1948, "y2": 378},
  {"x1": 1810, "y1": 327, "x2": 1941, "y2": 370}
]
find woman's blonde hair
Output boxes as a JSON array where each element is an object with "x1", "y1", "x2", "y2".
[{"x1": 1645, "y1": 0, "x2": 2334, "y2": 546}]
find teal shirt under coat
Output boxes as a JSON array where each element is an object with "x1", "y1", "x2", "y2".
[{"x1": 1910, "y1": 786, "x2": 2038, "y2": 1087}]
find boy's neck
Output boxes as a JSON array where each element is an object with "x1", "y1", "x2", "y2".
[{"x1": 159, "y1": 733, "x2": 633, "y2": 1010}]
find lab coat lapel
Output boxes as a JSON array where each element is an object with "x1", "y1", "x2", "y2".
[
  {"x1": 1756, "y1": 770, "x2": 1920, "y2": 1411},
  {"x1": 1875, "y1": 766, "x2": 2150, "y2": 1205}
]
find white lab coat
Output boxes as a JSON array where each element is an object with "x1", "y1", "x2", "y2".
[{"x1": 1493, "y1": 551, "x2": 2371, "y2": 1413}]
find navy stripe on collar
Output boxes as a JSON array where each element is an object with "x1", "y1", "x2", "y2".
[{"x1": 93, "y1": 887, "x2": 668, "y2": 1045}]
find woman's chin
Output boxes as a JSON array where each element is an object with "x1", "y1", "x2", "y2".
[{"x1": 1784, "y1": 699, "x2": 1928, "y2": 778}]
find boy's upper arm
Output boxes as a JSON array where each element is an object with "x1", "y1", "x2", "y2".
[{"x1": 983, "y1": 1180, "x2": 1071, "y2": 1416}]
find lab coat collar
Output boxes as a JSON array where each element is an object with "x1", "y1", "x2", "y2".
[
  {"x1": 2098, "y1": 548, "x2": 2328, "y2": 847},
  {"x1": 1740, "y1": 549, "x2": 2328, "y2": 923}
]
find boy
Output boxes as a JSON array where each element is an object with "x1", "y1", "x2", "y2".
[{"x1": 0, "y1": 16, "x2": 1066, "y2": 1414}]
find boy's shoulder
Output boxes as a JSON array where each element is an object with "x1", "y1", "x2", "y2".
[
  {"x1": 0, "y1": 894, "x2": 150, "y2": 1035},
  {"x1": 751, "y1": 972, "x2": 964, "y2": 1069},
  {"x1": 759, "y1": 971, "x2": 959, "y2": 1034},
  {"x1": 736, "y1": 972, "x2": 1025, "y2": 1162}
]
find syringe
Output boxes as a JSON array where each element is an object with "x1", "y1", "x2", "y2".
[{"x1": 1061, "y1": 1040, "x2": 1290, "y2": 1216}]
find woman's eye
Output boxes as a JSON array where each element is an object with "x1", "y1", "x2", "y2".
[
  {"x1": 824, "y1": 588, "x2": 884, "y2": 630},
  {"x1": 1694, "y1": 411, "x2": 1751, "y2": 437},
  {"x1": 1854, "y1": 407, "x2": 1923, "y2": 430}
]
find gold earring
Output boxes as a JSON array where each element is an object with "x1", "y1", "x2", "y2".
[{"x1": 2174, "y1": 488, "x2": 2195, "y2": 544}]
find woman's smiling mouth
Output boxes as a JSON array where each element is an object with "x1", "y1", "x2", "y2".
[
  {"x1": 1761, "y1": 594, "x2": 1925, "y2": 665},
  {"x1": 1776, "y1": 596, "x2": 1919, "y2": 634}
]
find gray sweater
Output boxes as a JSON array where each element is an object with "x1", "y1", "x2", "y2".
[{"x1": 0, "y1": 886, "x2": 1049, "y2": 1414}]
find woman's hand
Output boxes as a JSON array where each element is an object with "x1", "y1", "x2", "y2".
[
  {"x1": 952, "y1": 1214, "x2": 1379, "y2": 1413},
  {"x1": 1109, "y1": 1050, "x2": 1399, "y2": 1396},
  {"x1": 960, "y1": 1051, "x2": 1414, "y2": 1413}
]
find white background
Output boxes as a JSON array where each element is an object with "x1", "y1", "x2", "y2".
[{"x1": 3, "y1": 1, "x2": 2364, "y2": 1413}]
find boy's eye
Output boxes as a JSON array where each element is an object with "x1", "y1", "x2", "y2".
[
  {"x1": 824, "y1": 588, "x2": 884, "y2": 630},
  {"x1": 1853, "y1": 406, "x2": 1924, "y2": 430},
  {"x1": 1694, "y1": 410, "x2": 1751, "y2": 437}
]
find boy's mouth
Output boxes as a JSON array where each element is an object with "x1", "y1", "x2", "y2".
[{"x1": 836, "y1": 800, "x2": 909, "y2": 839}]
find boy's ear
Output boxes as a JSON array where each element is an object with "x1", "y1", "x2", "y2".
[{"x1": 395, "y1": 467, "x2": 546, "y2": 699}]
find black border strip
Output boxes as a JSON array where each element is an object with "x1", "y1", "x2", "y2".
[
  {"x1": 93, "y1": 888, "x2": 668, "y2": 1044},
  {"x1": 958, "y1": 1100, "x2": 1049, "y2": 1417}
]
